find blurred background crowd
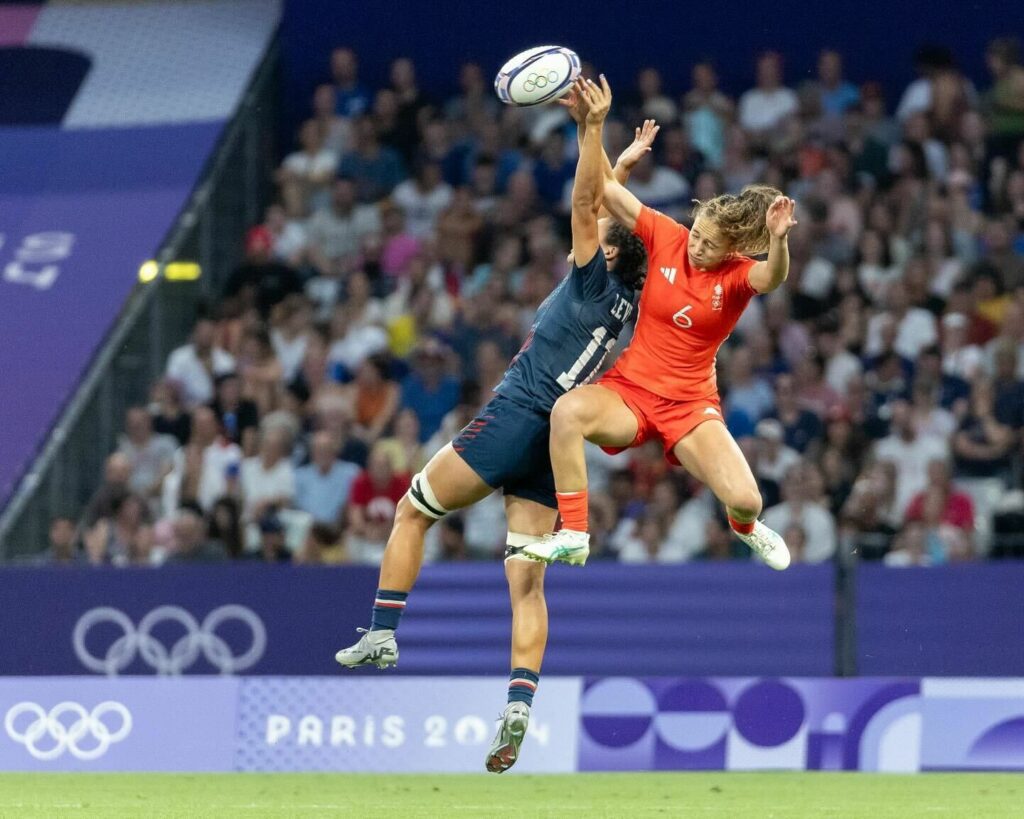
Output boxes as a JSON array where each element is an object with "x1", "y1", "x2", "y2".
[{"x1": 45, "y1": 38, "x2": 1024, "y2": 567}]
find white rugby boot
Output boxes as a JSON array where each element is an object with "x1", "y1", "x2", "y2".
[
  {"x1": 733, "y1": 520, "x2": 791, "y2": 570},
  {"x1": 485, "y1": 702, "x2": 530, "y2": 773},
  {"x1": 335, "y1": 628, "x2": 399, "y2": 669},
  {"x1": 520, "y1": 529, "x2": 590, "y2": 566}
]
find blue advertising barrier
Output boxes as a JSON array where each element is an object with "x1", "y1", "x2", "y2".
[
  {"x1": 3, "y1": 676, "x2": 1022, "y2": 772},
  {"x1": 5, "y1": 563, "x2": 1022, "y2": 678},
  {"x1": 0, "y1": 563, "x2": 834, "y2": 677},
  {"x1": 856, "y1": 563, "x2": 1024, "y2": 676}
]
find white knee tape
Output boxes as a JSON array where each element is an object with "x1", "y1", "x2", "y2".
[
  {"x1": 505, "y1": 532, "x2": 543, "y2": 562},
  {"x1": 406, "y1": 472, "x2": 448, "y2": 520}
]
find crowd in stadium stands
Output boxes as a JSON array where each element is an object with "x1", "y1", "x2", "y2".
[{"x1": 45, "y1": 38, "x2": 1024, "y2": 567}]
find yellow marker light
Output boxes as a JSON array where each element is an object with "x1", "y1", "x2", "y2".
[
  {"x1": 164, "y1": 262, "x2": 201, "y2": 281},
  {"x1": 138, "y1": 260, "x2": 159, "y2": 283}
]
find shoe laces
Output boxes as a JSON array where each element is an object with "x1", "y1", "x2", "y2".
[{"x1": 750, "y1": 528, "x2": 777, "y2": 555}]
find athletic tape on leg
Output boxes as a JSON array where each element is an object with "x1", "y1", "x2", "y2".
[
  {"x1": 505, "y1": 532, "x2": 542, "y2": 562},
  {"x1": 406, "y1": 472, "x2": 448, "y2": 520}
]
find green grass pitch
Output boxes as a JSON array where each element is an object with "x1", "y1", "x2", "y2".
[{"x1": 0, "y1": 772, "x2": 1019, "y2": 818}]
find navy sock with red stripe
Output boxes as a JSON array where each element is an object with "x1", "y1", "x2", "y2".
[
  {"x1": 508, "y1": 667, "x2": 540, "y2": 707},
  {"x1": 370, "y1": 589, "x2": 408, "y2": 631}
]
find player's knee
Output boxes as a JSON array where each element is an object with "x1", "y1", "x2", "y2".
[
  {"x1": 726, "y1": 486, "x2": 763, "y2": 521},
  {"x1": 506, "y1": 559, "x2": 545, "y2": 602},
  {"x1": 403, "y1": 471, "x2": 448, "y2": 525},
  {"x1": 551, "y1": 392, "x2": 590, "y2": 435},
  {"x1": 395, "y1": 493, "x2": 435, "y2": 530}
]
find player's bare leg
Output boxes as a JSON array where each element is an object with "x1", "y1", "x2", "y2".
[
  {"x1": 486, "y1": 496, "x2": 555, "y2": 773},
  {"x1": 378, "y1": 444, "x2": 494, "y2": 590},
  {"x1": 523, "y1": 385, "x2": 638, "y2": 566},
  {"x1": 336, "y1": 445, "x2": 494, "y2": 669},
  {"x1": 672, "y1": 420, "x2": 790, "y2": 570}
]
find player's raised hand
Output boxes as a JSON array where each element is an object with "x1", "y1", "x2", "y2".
[
  {"x1": 617, "y1": 119, "x2": 661, "y2": 171},
  {"x1": 581, "y1": 74, "x2": 612, "y2": 124},
  {"x1": 766, "y1": 195, "x2": 798, "y2": 239},
  {"x1": 557, "y1": 84, "x2": 589, "y2": 123}
]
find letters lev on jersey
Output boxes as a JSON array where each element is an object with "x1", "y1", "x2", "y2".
[{"x1": 496, "y1": 250, "x2": 635, "y2": 412}]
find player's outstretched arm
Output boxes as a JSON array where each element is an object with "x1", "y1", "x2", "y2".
[
  {"x1": 600, "y1": 177, "x2": 643, "y2": 232},
  {"x1": 598, "y1": 119, "x2": 659, "y2": 229},
  {"x1": 558, "y1": 85, "x2": 615, "y2": 179},
  {"x1": 613, "y1": 119, "x2": 660, "y2": 186},
  {"x1": 570, "y1": 76, "x2": 612, "y2": 266},
  {"x1": 749, "y1": 196, "x2": 798, "y2": 294},
  {"x1": 560, "y1": 91, "x2": 658, "y2": 221}
]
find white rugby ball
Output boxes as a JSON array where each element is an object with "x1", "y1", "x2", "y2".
[{"x1": 494, "y1": 45, "x2": 581, "y2": 107}]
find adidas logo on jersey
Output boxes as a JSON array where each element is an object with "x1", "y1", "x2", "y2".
[{"x1": 660, "y1": 266, "x2": 677, "y2": 284}]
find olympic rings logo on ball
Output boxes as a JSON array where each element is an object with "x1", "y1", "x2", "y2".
[
  {"x1": 5, "y1": 701, "x2": 132, "y2": 760},
  {"x1": 73, "y1": 604, "x2": 267, "y2": 675},
  {"x1": 522, "y1": 70, "x2": 560, "y2": 93}
]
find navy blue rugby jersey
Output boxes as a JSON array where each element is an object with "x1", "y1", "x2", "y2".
[{"x1": 495, "y1": 250, "x2": 635, "y2": 414}]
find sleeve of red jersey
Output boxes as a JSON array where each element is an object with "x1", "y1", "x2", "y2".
[
  {"x1": 633, "y1": 205, "x2": 686, "y2": 252},
  {"x1": 727, "y1": 256, "x2": 759, "y2": 300}
]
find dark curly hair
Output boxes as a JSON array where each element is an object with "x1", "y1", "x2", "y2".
[{"x1": 606, "y1": 222, "x2": 647, "y2": 290}]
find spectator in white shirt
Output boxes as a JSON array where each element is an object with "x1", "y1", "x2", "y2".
[
  {"x1": 856, "y1": 229, "x2": 902, "y2": 305},
  {"x1": 240, "y1": 427, "x2": 296, "y2": 525},
  {"x1": 762, "y1": 462, "x2": 837, "y2": 562},
  {"x1": 624, "y1": 154, "x2": 690, "y2": 220},
  {"x1": 738, "y1": 51, "x2": 799, "y2": 136},
  {"x1": 909, "y1": 379, "x2": 957, "y2": 440},
  {"x1": 391, "y1": 161, "x2": 453, "y2": 239},
  {"x1": 263, "y1": 203, "x2": 307, "y2": 268},
  {"x1": 311, "y1": 82, "x2": 353, "y2": 157},
  {"x1": 636, "y1": 67, "x2": 679, "y2": 123},
  {"x1": 941, "y1": 312, "x2": 984, "y2": 380},
  {"x1": 163, "y1": 406, "x2": 242, "y2": 514},
  {"x1": 269, "y1": 295, "x2": 314, "y2": 384},
  {"x1": 874, "y1": 399, "x2": 950, "y2": 516},
  {"x1": 276, "y1": 119, "x2": 339, "y2": 217},
  {"x1": 754, "y1": 419, "x2": 801, "y2": 487},
  {"x1": 617, "y1": 514, "x2": 674, "y2": 564},
  {"x1": 611, "y1": 478, "x2": 693, "y2": 562},
  {"x1": 306, "y1": 177, "x2": 381, "y2": 277},
  {"x1": 165, "y1": 318, "x2": 236, "y2": 408},
  {"x1": 327, "y1": 270, "x2": 389, "y2": 378},
  {"x1": 895, "y1": 46, "x2": 975, "y2": 124},
  {"x1": 818, "y1": 329, "x2": 862, "y2": 397},
  {"x1": 118, "y1": 407, "x2": 177, "y2": 504},
  {"x1": 864, "y1": 281, "x2": 938, "y2": 359}
]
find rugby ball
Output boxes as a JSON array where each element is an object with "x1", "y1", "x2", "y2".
[{"x1": 494, "y1": 45, "x2": 581, "y2": 106}]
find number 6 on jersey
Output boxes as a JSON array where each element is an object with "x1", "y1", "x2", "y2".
[{"x1": 672, "y1": 304, "x2": 693, "y2": 329}]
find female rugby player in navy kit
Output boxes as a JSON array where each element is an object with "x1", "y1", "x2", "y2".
[{"x1": 337, "y1": 77, "x2": 649, "y2": 772}]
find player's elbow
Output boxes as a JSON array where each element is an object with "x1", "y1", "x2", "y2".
[
  {"x1": 571, "y1": 187, "x2": 602, "y2": 215},
  {"x1": 757, "y1": 276, "x2": 787, "y2": 294}
]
